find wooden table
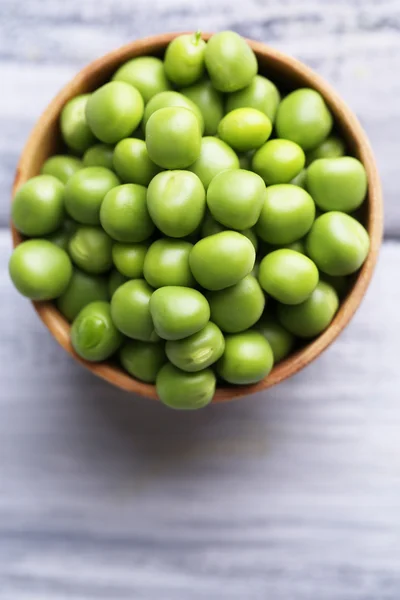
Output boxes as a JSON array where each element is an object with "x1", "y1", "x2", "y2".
[{"x1": 1, "y1": 1, "x2": 399, "y2": 598}]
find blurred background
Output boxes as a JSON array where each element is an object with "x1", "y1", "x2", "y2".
[{"x1": 1, "y1": 1, "x2": 400, "y2": 599}]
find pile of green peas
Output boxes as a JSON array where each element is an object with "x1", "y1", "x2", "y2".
[{"x1": 9, "y1": 31, "x2": 370, "y2": 410}]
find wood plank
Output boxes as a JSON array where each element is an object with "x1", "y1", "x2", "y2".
[
  {"x1": 1, "y1": 230, "x2": 400, "y2": 599},
  {"x1": 0, "y1": 0, "x2": 396, "y2": 231}
]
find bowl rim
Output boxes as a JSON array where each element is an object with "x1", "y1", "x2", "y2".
[{"x1": 11, "y1": 32, "x2": 383, "y2": 403}]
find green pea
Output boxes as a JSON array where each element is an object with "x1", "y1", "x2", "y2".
[
  {"x1": 9, "y1": 240, "x2": 72, "y2": 300},
  {"x1": 83, "y1": 144, "x2": 114, "y2": 170},
  {"x1": 120, "y1": 340, "x2": 167, "y2": 383},
  {"x1": 306, "y1": 212, "x2": 370, "y2": 276},
  {"x1": 60, "y1": 94, "x2": 96, "y2": 154},
  {"x1": 259, "y1": 249, "x2": 319, "y2": 305},
  {"x1": 290, "y1": 168, "x2": 307, "y2": 189},
  {"x1": 256, "y1": 184, "x2": 315, "y2": 245},
  {"x1": 306, "y1": 135, "x2": 346, "y2": 164},
  {"x1": 217, "y1": 330, "x2": 274, "y2": 385},
  {"x1": 68, "y1": 225, "x2": 113, "y2": 274},
  {"x1": 113, "y1": 138, "x2": 160, "y2": 185},
  {"x1": 57, "y1": 268, "x2": 109, "y2": 322},
  {"x1": 218, "y1": 108, "x2": 272, "y2": 152},
  {"x1": 257, "y1": 315, "x2": 294, "y2": 363},
  {"x1": 65, "y1": 167, "x2": 119, "y2": 225},
  {"x1": 156, "y1": 363, "x2": 216, "y2": 410},
  {"x1": 111, "y1": 279, "x2": 158, "y2": 341},
  {"x1": 188, "y1": 136, "x2": 240, "y2": 189},
  {"x1": 204, "y1": 31, "x2": 257, "y2": 92},
  {"x1": 45, "y1": 217, "x2": 77, "y2": 251},
  {"x1": 165, "y1": 32, "x2": 206, "y2": 86},
  {"x1": 238, "y1": 150, "x2": 255, "y2": 170},
  {"x1": 12, "y1": 175, "x2": 65, "y2": 236},
  {"x1": 100, "y1": 184, "x2": 154, "y2": 243},
  {"x1": 225, "y1": 75, "x2": 281, "y2": 123},
  {"x1": 113, "y1": 56, "x2": 171, "y2": 103},
  {"x1": 207, "y1": 169, "x2": 266, "y2": 230},
  {"x1": 41, "y1": 155, "x2": 82, "y2": 183},
  {"x1": 85, "y1": 81, "x2": 144, "y2": 144},
  {"x1": 150, "y1": 286, "x2": 210, "y2": 341},
  {"x1": 190, "y1": 231, "x2": 255, "y2": 291},
  {"x1": 108, "y1": 269, "x2": 128, "y2": 298},
  {"x1": 283, "y1": 239, "x2": 306, "y2": 254},
  {"x1": 146, "y1": 107, "x2": 202, "y2": 169},
  {"x1": 166, "y1": 322, "x2": 225, "y2": 373},
  {"x1": 252, "y1": 139, "x2": 305, "y2": 185},
  {"x1": 201, "y1": 213, "x2": 258, "y2": 251},
  {"x1": 276, "y1": 89, "x2": 333, "y2": 151},
  {"x1": 180, "y1": 79, "x2": 224, "y2": 135},
  {"x1": 306, "y1": 157, "x2": 368, "y2": 213},
  {"x1": 208, "y1": 275, "x2": 265, "y2": 333},
  {"x1": 143, "y1": 91, "x2": 204, "y2": 131},
  {"x1": 147, "y1": 170, "x2": 205, "y2": 237},
  {"x1": 71, "y1": 301, "x2": 123, "y2": 361},
  {"x1": 278, "y1": 281, "x2": 339, "y2": 338},
  {"x1": 112, "y1": 242, "x2": 148, "y2": 278},
  {"x1": 143, "y1": 239, "x2": 195, "y2": 288}
]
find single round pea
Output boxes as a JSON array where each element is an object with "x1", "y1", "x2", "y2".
[
  {"x1": 257, "y1": 315, "x2": 294, "y2": 363},
  {"x1": 306, "y1": 212, "x2": 370, "y2": 276},
  {"x1": 68, "y1": 226, "x2": 113, "y2": 274},
  {"x1": 165, "y1": 32, "x2": 206, "y2": 86},
  {"x1": 278, "y1": 281, "x2": 339, "y2": 338},
  {"x1": 71, "y1": 301, "x2": 123, "y2": 361},
  {"x1": 143, "y1": 91, "x2": 204, "y2": 131},
  {"x1": 252, "y1": 139, "x2": 305, "y2": 185},
  {"x1": 111, "y1": 279, "x2": 158, "y2": 341},
  {"x1": 208, "y1": 275, "x2": 265, "y2": 333},
  {"x1": 146, "y1": 107, "x2": 202, "y2": 169},
  {"x1": 207, "y1": 169, "x2": 265, "y2": 230},
  {"x1": 201, "y1": 213, "x2": 258, "y2": 251},
  {"x1": 113, "y1": 138, "x2": 159, "y2": 186},
  {"x1": 256, "y1": 184, "x2": 315, "y2": 245},
  {"x1": 306, "y1": 135, "x2": 346, "y2": 164},
  {"x1": 120, "y1": 340, "x2": 167, "y2": 383},
  {"x1": 284, "y1": 239, "x2": 306, "y2": 254},
  {"x1": 190, "y1": 231, "x2": 255, "y2": 291},
  {"x1": 276, "y1": 88, "x2": 333, "y2": 151},
  {"x1": 112, "y1": 56, "x2": 171, "y2": 103},
  {"x1": 83, "y1": 144, "x2": 114, "y2": 170},
  {"x1": 100, "y1": 184, "x2": 154, "y2": 243},
  {"x1": 156, "y1": 363, "x2": 216, "y2": 410},
  {"x1": 56, "y1": 268, "x2": 109, "y2": 322},
  {"x1": 147, "y1": 170, "x2": 205, "y2": 237},
  {"x1": 150, "y1": 286, "x2": 210, "y2": 341},
  {"x1": 218, "y1": 108, "x2": 272, "y2": 152},
  {"x1": 306, "y1": 157, "x2": 368, "y2": 213},
  {"x1": 180, "y1": 79, "x2": 224, "y2": 135},
  {"x1": 143, "y1": 239, "x2": 195, "y2": 288},
  {"x1": 108, "y1": 269, "x2": 128, "y2": 298},
  {"x1": 259, "y1": 249, "x2": 319, "y2": 305},
  {"x1": 9, "y1": 240, "x2": 72, "y2": 300},
  {"x1": 217, "y1": 330, "x2": 274, "y2": 385},
  {"x1": 60, "y1": 94, "x2": 96, "y2": 154},
  {"x1": 85, "y1": 81, "x2": 144, "y2": 144},
  {"x1": 45, "y1": 218, "x2": 77, "y2": 251},
  {"x1": 12, "y1": 175, "x2": 65, "y2": 236},
  {"x1": 166, "y1": 322, "x2": 225, "y2": 372},
  {"x1": 226, "y1": 74, "x2": 281, "y2": 123},
  {"x1": 41, "y1": 155, "x2": 82, "y2": 183},
  {"x1": 188, "y1": 136, "x2": 240, "y2": 189},
  {"x1": 204, "y1": 31, "x2": 257, "y2": 92},
  {"x1": 65, "y1": 167, "x2": 119, "y2": 225},
  {"x1": 290, "y1": 168, "x2": 307, "y2": 189},
  {"x1": 112, "y1": 242, "x2": 148, "y2": 278}
]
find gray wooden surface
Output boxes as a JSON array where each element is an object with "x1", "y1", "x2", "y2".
[{"x1": 1, "y1": 1, "x2": 399, "y2": 598}]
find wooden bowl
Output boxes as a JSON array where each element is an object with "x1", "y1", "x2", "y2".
[{"x1": 11, "y1": 32, "x2": 383, "y2": 403}]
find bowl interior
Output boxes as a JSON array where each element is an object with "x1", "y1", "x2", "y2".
[{"x1": 11, "y1": 33, "x2": 383, "y2": 402}]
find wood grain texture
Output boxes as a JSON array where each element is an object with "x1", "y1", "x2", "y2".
[{"x1": 1, "y1": 231, "x2": 400, "y2": 598}]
